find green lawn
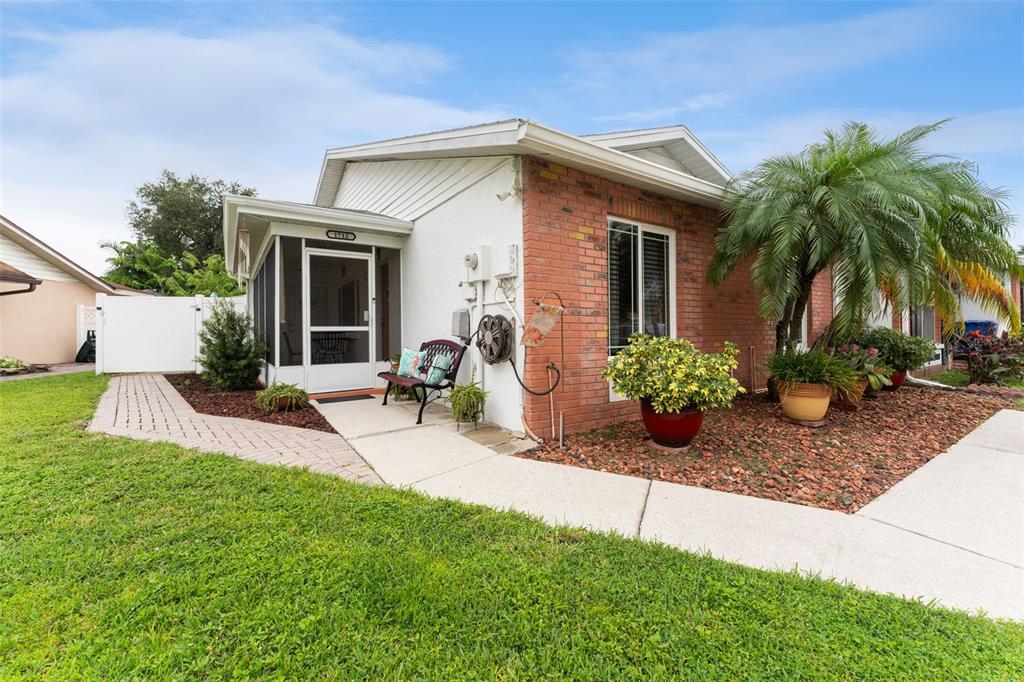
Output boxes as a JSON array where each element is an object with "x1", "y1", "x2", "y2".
[{"x1": 1, "y1": 374, "x2": 1022, "y2": 679}]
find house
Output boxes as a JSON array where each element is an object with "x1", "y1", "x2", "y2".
[
  {"x1": 223, "y1": 119, "x2": 791, "y2": 437},
  {"x1": 220, "y1": 120, "x2": 831, "y2": 437},
  {"x1": 0, "y1": 214, "x2": 141, "y2": 364}
]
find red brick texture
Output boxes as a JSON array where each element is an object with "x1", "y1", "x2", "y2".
[
  {"x1": 520, "y1": 157, "x2": 775, "y2": 437},
  {"x1": 806, "y1": 270, "x2": 833, "y2": 343}
]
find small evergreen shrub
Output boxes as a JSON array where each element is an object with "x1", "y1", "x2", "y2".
[
  {"x1": 255, "y1": 383, "x2": 309, "y2": 413},
  {"x1": 197, "y1": 300, "x2": 266, "y2": 390},
  {"x1": 0, "y1": 356, "x2": 25, "y2": 369}
]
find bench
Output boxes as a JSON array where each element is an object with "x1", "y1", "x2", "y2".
[{"x1": 378, "y1": 339, "x2": 467, "y2": 424}]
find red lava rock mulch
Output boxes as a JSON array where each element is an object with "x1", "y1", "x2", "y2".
[
  {"x1": 519, "y1": 387, "x2": 1020, "y2": 513},
  {"x1": 163, "y1": 373, "x2": 336, "y2": 434}
]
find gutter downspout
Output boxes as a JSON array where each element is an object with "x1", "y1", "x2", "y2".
[{"x1": 0, "y1": 281, "x2": 41, "y2": 296}]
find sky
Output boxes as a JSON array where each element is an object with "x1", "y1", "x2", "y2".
[{"x1": 1, "y1": 1, "x2": 1022, "y2": 274}]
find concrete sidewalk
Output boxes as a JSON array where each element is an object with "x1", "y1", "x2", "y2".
[{"x1": 317, "y1": 397, "x2": 1023, "y2": 620}]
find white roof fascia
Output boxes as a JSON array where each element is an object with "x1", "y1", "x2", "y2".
[
  {"x1": 0, "y1": 214, "x2": 115, "y2": 294},
  {"x1": 519, "y1": 121, "x2": 725, "y2": 205},
  {"x1": 315, "y1": 119, "x2": 725, "y2": 209},
  {"x1": 581, "y1": 125, "x2": 731, "y2": 184},
  {"x1": 223, "y1": 195, "x2": 413, "y2": 273}
]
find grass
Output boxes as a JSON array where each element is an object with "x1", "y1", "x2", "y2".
[
  {"x1": 930, "y1": 368, "x2": 971, "y2": 387},
  {"x1": 931, "y1": 368, "x2": 1024, "y2": 389},
  {"x1": 1, "y1": 374, "x2": 1022, "y2": 679}
]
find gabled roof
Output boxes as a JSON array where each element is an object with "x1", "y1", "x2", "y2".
[
  {"x1": 313, "y1": 118, "x2": 727, "y2": 210},
  {"x1": 0, "y1": 214, "x2": 116, "y2": 294},
  {"x1": 580, "y1": 124, "x2": 731, "y2": 186},
  {"x1": 0, "y1": 260, "x2": 42, "y2": 286}
]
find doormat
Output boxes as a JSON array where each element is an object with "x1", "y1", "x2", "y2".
[{"x1": 315, "y1": 395, "x2": 376, "y2": 404}]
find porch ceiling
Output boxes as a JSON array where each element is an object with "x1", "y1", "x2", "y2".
[{"x1": 223, "y1": 195, "x2": 413, "y2": 275}]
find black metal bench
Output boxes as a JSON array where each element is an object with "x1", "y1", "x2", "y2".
[{"x1": 378, "y1": 339, "x2": 467, "y2": 424}]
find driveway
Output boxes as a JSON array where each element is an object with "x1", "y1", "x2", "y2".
[{"x1": 316, "y1": 397, "x2": 1023, "y2": 620}]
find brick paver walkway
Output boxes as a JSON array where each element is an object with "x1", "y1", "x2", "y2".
[{"x1": 89, "y1": 374, "x2": 382, "y2": 485}]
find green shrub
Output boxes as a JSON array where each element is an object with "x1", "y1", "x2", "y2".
[
  {"x1": 0, "y1": 356, "x2": 25, "y2": 369},
  {"x1": 197, "y1": 300, "x2": 266, "y2": 390},
  {"x1": 255, "y1": 383, "x2": 309, "y2": 413},
  {"x1": 766, "y1": 349, "x2": 858, "y2": 393},
  {"x1": 602, "y1": 334, "x2": 744, "y2": 413},
  {"x1": 446, "y1": 368, "x2": 487, "y2": 423},
  {"x1": 856, "y1": 327, "x2": 936, "y2": 371}
]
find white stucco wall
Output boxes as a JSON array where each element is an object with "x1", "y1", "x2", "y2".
[{"x1": 398, "y1": 158, "x2": 526, "y2": 432}]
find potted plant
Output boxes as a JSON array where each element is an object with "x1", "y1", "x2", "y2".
[
  {"x1": 255, "y1": 382, "x2": 309, "y2": 413},
  {"x1": 830, "y1": 344, "x2": 892, "y2": 409},
  {"x1": 766, "y1": 350, "x2": 858, "y2": 423},
  {"x1": 446, "y1": 368, "x2": 487, "y2": 427},
  {"x1": 856, "y1": 327, "x2": 937, "y2": 390},
  {"x1": 602, "y1": 334, "x2": 744, "y2": 448}
]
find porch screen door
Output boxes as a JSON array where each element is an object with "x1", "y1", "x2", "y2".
[{"x1": 305, "y1": 249, "x2": 373, "y2": 392}]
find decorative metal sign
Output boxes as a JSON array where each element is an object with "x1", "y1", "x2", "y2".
[{"x1": 326, "y1": 230, "x2": 356, "y2": 241}]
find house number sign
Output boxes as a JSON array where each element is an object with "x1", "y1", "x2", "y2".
[{"x1": 326, "y1": 230, "x2": 357, "y2": 241}]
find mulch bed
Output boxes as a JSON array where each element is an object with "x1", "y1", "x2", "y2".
[
  {"x1": 164, "y1": 374, "x2": 336, "y2": 434},
  {"x1": 519, "y1": 387, "x2": 1020, "y2": 513}
]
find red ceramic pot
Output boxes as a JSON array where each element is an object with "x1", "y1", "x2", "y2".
[
  {"x1": 884, "y1": 369, "x2": 907, "y2": 391},
  {"x1": 639, "y1": 398, "x2": 704, "y2": 448}
]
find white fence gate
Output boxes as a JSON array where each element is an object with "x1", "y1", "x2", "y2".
[
  {"x1": 75, "y1": 304, "x2": 97, "y2": 352},
  {"x1": 95, "y1": 294, "x2": 246, "y2": 374}
]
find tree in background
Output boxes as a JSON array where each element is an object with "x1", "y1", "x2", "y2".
[
  {"x1": 709, "y1": 121, "x2": 1018, "y2": 353},
  {"x1": 103, "y1": 240, "x2": 243, "y2": 297},
  {"x1": 128, "y1": 170, "x2": 256, "y2": 263}
]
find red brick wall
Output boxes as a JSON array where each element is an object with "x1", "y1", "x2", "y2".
[
  {"x1": 805, "y1": 270, "x2": 833, "y2": 344},
  {"x1": 520, "y1": 157, "x2": 775, "y2": 437}
]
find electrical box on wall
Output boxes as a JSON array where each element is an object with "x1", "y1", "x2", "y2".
[
  {"x1": 451, "y1": 308, "x2": 471, "y2": 341},
  {"x1": 463, "y1": 245, "x2": 491, "y2": 282},
  {"x1": 492, "y1": 244, "x2": 518, "y2": 279}
]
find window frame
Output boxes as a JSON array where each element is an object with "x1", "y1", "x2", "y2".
[{"x1": 606, "y1": 216, "x2": 677, "y2": 401}]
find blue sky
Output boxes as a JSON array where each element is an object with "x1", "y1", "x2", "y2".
[{"x1": 2, "y1": 1, "x2": 1022, "y2": 273}]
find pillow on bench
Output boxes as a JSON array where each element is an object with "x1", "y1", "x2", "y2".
[
  {"x1": 424, "y1": 354, "x2": 452, "y2": 385},
  {"x1": 397, "y1": 347, "x2": 422, "y2": 377}
]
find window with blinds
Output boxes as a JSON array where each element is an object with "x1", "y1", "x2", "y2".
[{"x1": 608, "y1": 219, "x2": 673, "y2": 354}]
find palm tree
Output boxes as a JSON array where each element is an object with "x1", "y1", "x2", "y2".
[{"x1": 708, "y1": 121, "x2": 1018, "y2": 353}]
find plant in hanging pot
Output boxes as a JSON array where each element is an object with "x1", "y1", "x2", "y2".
[
  {"x1": 856, "y1": 327, "x2": 937, "y2": 390},
  {"x1": 829, "y1": 344, "x2": 892, "y2": 409},
  {"x1": 766, "y1": 350, "x2": 858, "y2": 423},
  {"x1": 602, "y1": 334, "x2": 744, "y2": 448}
]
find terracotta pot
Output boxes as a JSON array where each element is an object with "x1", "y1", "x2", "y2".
[
  {"x1": 639, "y1": 398, "x2": 704, "y2": 448},
  {"x1": 777, "y1": 382, "x2": 832, "y2": 422},
  {"x1": 831, "y1": 378, "x2": 868, "y2": 410},
  {"x1": 884, "y1": 369, "x2": 907, "y2": 391}
]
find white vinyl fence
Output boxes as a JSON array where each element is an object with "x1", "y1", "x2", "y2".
[{"x1": 95, "y1": 294, "x2": 246, "y2": 374}]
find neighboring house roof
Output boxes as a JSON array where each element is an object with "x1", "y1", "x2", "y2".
[
  {"x1": 0, "y1": 260, "x2": 42, "y2": 286},
  {"x1": 313, "y1": 118, "x2": 727, "y2": 209},
  {"x1": 105, "y1": 280, "x2": 154, "y2": 296},
  {"x1": 0, "y1": 214, "x2": 117, "y2": 294}
]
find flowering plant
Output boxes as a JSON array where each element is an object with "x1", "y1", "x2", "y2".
[
  {"x1": 603, "y1": 334, "x2": 744, "y2": 413},
  {"x1": 832, "y1": 343, "x2": 893, "y2": 391},
  {"x1": 856, "y1": 327, "x2": 936, "y2": 371}
]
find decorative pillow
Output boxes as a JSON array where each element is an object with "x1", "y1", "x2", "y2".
[
  {"x1": 397, "y1": 347, "x2": 421, "y2": 377},
  {"x1": 424, "y1": 354, "x2": 453, "y2": 385}
]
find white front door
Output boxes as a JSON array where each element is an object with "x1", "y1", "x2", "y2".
[{"x1": 303, "y1": 248, "x2": 374, "y2": 392}]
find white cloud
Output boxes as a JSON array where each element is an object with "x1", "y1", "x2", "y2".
[
  {"x1": 593, "y1": 93, "x2": 734, "y2": 123},
  {"x1": 567, "y1": 5, "x2": 957, "y2": 109},
  {"x1": 0, "y1": 26, "x2": 505, "y2": 273}
]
